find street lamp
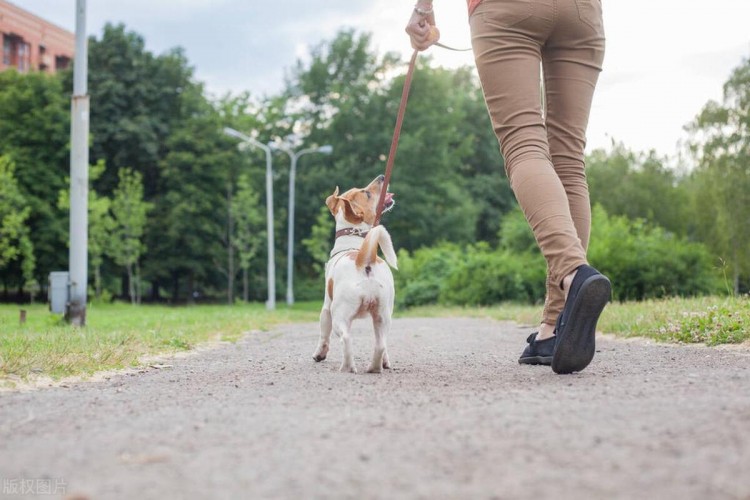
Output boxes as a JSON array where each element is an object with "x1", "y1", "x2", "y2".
[
  {"x1": 223, "y1": 127, "x2": 276, "y2": 310},
  {"x1": 272, "y1": 143, "x2": 333, "y2": 305}
]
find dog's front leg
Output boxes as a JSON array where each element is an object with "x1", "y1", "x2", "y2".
[{"x1": 313, "y1": 307, "x2": 333, "y2": 362}]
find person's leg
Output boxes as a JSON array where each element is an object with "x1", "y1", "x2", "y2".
[
  {"x1": 470, "y1": 0, "x2": 587, "y2": 311},
  {"x1": 540, "y1": 0, "x2": 606, "y2": 327}
]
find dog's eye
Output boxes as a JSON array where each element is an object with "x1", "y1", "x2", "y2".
[{"x1": 364, "y1": 191, "x2": 371, "y2": 199}]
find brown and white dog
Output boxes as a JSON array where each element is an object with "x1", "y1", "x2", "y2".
[{"x1": 313, "y1": 175, "x2": 397, "y2": 373}]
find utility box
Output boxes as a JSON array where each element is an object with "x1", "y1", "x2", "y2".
[{"x1": 49, "y1": 271, "x2": 69, "y2": 314}]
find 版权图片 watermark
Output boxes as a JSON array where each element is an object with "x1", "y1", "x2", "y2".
[{"x1": 2, "y1": 477, "x2": 67, "y2": 495}]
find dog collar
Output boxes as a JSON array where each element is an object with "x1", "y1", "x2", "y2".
[{"x1": 335, "y1": 227, "x2": 369, "y2": 239}]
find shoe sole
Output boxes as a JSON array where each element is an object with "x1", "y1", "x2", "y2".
[
  {"x1": 518, "y1": 355, "x2": 552, "y2": 366},
  {"x1": 551, "y1": 274, "x2": 611, "y2": 374}
]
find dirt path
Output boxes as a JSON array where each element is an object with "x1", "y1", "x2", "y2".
[{"x1": 1, "y1": 317, "x2": 749, "y2": 500}]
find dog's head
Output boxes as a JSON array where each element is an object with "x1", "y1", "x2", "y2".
[{"x1": 325, "y1": 175, "x2": 395, "y2": 226}]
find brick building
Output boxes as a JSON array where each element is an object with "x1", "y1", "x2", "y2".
[{"x1": 0, "y1": 0, "x2": 74, "y2": 74}]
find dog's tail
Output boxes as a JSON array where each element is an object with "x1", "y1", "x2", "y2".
[{"x1": 355, "y1": 226, "x2": 398, "y2": 270}]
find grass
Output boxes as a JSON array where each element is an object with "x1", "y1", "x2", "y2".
[
  {"x1": 399, "y1": 295, "x2": 750, "y2": 346},
  {"x1": 1, "y1": 295, "x2": 748, "y2": 385},
  {"x1": 0, "y1": 302, "x2": 319, "y2": 383}
]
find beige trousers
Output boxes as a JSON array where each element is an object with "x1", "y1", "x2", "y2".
[{"x1": 470, "y1": 0, "x2": 606, "y2": 325}]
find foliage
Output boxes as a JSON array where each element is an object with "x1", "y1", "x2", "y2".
[
  {"x1": 395, "y1": 243, "x2": 464, "y2": 308},
  {"x1": 1, "y1": 25, "x2": 746, "y2": 306},
  {"x1": 81, "y1": 23, "x2": 199, "y2": 195},
  {"x1": 0, "y1": 156, "x2": 35, "y2": 284},
  {"x1": 285, "y1": 30, "x2": 513, "y2": 269},
  {"x1": 232, "y1": 173, "x2": 265, "y2": 301},
  {"x1": 655, "y1": 299, "x2": 750, "y2": 345},
  {"x1": 0, "y1": 70, "x2": 69, "y2": 290},
  {"x1": 687, "y1": 54, "x2": 750, "y2": 294},
  {"x1": 301, "y1": 205, "x2": 335, "y2": 278},
  {"x1": 58, "y1": 160, "x2": 115, "y2": 298},
  {"x1": 395, "y1": 206, "x2": 720, "y2": 308},
  {"x1": 587, "y1": 143, "x2": 688, "y2": 236},
  {"x1": 588, "y1": 205, "x2": 721, "y2": 301},
  {"x1": 441, "y1": 245, "x2": 546, "y2": 306},
  {"x1": 109, "y1": 168, "x2": 151, "y2": 304}
]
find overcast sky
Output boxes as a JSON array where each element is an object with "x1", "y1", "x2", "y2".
[{"x1": 10, "y1": 0, "x2": 750, "y2": 159}]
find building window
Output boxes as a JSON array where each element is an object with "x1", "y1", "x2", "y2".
[
  {"x1": 55, "y1": 55, "x2": 70, "y2": 71},
  {"x1": 17, "y1": 41, "x2": 30, "y2": 72},
  {"x1": 39, "y1": 44, "x2": 47, "y2": 71},
  {"x1": 3, "y1": 35, "x2": 12, "y2": 66}
]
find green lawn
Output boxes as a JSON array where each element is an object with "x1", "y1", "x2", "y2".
[
  {"x1": 0, "y1": 302, "x2": 319, "y2": 383},
  {"x1": 400, "y1": 295, "x2": 750, "y2": 346},
  {"x1": 1, "y1": 295, "x2": 747, "y2": 385}
]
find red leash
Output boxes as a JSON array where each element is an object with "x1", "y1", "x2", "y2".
[{"x1": 374, "y1": 49, "x2": 419, "y2": 227}]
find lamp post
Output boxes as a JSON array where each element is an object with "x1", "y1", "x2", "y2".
[
  {"x1": 272, "y1": 144, "x2": 333, "y2": 305},
  {"x1": 67, "y1": 0, "x2": 89, "y2": 325},
  {"x1": 223, "y1": 127, "x2": 276, "y2": 310}
]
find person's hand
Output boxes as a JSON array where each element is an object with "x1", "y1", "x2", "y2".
[{"x1": 405, "y1": 3, "x2": 440, "y2": 51}]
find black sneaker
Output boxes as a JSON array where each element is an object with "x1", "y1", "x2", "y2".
[
  {"x1": 518, "y1": 332, "x2": 556, "y2": 365},
  {"x1": 551, "y1": 264, "x2": 611, "y2": 374}
]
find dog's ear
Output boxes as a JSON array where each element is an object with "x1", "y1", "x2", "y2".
[
  {"x1": 325, "y1": 187, "x2": 364, "y2": 223},
  {"x1": 340, "y1": 198, "x2": 364, "y2": 224},
  {"x1": 325, "y1": 187, "x2": 340, "y2": 215}
]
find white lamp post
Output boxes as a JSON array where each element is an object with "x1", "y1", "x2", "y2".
[
  {"x1": 272, "y1": 143, "x2": 333, "y2": 305},
  {"x1": 223, "y1": 127, "x2": 276, "y2": 310},
  {"x1": 68, "y1": 0, "x2": 89, "y2": 325}
]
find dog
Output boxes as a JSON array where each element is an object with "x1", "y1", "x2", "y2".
[{"x1": 313, "y1": 174, "x2": 398, "y2": 373}]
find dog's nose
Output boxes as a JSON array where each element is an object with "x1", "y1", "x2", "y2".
[{"x1": 376, "y1": 174, "x2": 385, "y2": 183}]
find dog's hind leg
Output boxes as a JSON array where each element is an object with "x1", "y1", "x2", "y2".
[
  {"x1": 334, "y1": 319, "x2": 356, "y2": 373},
  {"x1": 313, "y1": 307, "x2": 333, "y2": 362},
  {"x1": 367, "y1": 315, "x2": 390, "y2": 373}
]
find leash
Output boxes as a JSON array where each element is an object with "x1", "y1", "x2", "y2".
[
  {"x1": 374, "y1": 49, "x2": 419, "y2": 227},
  {"x1": 372, "y1": 41, "x2": 471, "y2": 226},
  {"x1": 434, "y1": 42, "x2": 472, "y2": 52}
]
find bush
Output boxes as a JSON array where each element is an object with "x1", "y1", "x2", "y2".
[
  {"x1": 395, "y1": 243, "x2": 464, "y2": 308},
  {"x1": 441, "y1": 244, "x2": 545, "y2": 305},
  {"x1": 588, "y1": 205, "x2": 722, "y2": 301},
  {"x1": 393, "y1": 205, "x2": 722, "y2": 309},
  {"x1": 395, "y1": 242, "x2": 546, "y2": 308}
]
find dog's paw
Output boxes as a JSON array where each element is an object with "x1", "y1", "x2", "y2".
[
  {"x1": 366, "y1": 365, "x2": 383, "y2": 374},
  {"x1": 382, "y1": 359, "x2": 390, "y2": 370},
  {"x1": 313, "y1": 353, "x2": 327, "y2": 362},
  {"x1": 339, "y1": 364, "x2": 357, "y2": 374},
  {"x1": 313, "y1": 344, "x2": 329, "y2": 362}
]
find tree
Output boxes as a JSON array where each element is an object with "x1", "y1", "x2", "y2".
[
  {"x1": 688, "y1": 53, "x2": 750, "y2": 293},
  {"x1": 58, "y1": 160, "x2": 114, "y2": 299},
  {"x1": 109, "y1": 168, "x2": 151, "y2": 304},
  {"x1": 284, "y1": 30, "x2": 508, "y2": 258},
  {"x1": 148, "y1": 87, "x2": 240, "y2": 303},
  {"x1": 232, "y1": 173, "x2": 265, "y2": 302},
  {"x1": 0, "y1": 155, "x2": 35, "y2": 290},
  {"x1": 81, "y1": 23, "x2": 198, "y2": 196},
  {"x1": 0, "y1": 70, "x2": 69, "y2": 290},
  {"x1": 587, "y1": 142, "x2": 688, "y2": 237},
  {"x1": 302, "y1": 205, "x2": 335, "y2": 277}
]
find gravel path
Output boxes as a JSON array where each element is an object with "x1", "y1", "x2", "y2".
[{"x1": 1, "y1": 317, "x2": 749, "y2": 500}]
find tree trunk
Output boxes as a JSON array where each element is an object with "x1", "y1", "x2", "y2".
[
  {"x1": 227, "y1": 183, "x2": 235, "y2": 305},
  {"x1": 94, "y1": 265, "x2": 102, "y2": 298},
  {"x1": 187, "y1": 272, "x2": 195, "y2": 305},
  {"x1": 126, "y1": 264, "x2": 135, "y2": 305},
  {"x1": 733, "y1": 246, "x2": 740, "y2": 296},
  {"x1": 171, "y1": 274, "x2": 180, "y2": 303},
  {"x1": 243, "y1": 268, "x2": 249, "y2": 302},
  {"x1": 135, "y1": 261, "x2": 142, "y2": 305}
]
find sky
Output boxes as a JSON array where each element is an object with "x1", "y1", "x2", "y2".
[{"x1": 9, "y1": 0, "x2": 750, "y2": 159}]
